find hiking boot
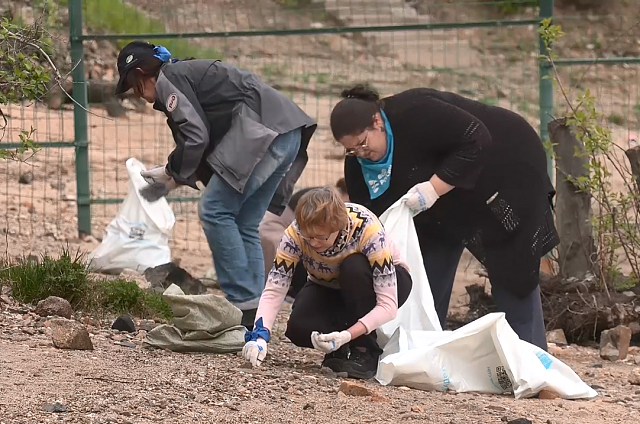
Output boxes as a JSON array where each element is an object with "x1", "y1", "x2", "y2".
[
  {"x1": 342, "y1": 349, "x2": 379, "y2": 380},
  {"x1": 321, "y1": 344, "x2": 349, "y2": 373}
]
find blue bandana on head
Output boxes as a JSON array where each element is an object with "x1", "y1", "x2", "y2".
[
  {"x1": 357, "y1": 109, "x2": 394, "y2": 199},
  {"x1": 153, "y1": 45, "x2": 172, "y2": 63}
]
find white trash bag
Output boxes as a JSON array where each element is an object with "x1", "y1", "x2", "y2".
[
  {"x1": 376, "y1": 195, "x2": 442, "y2": 349},
  {"x1": 88, "y1": 158, "x2": 176, "y2": 274},
  {"x1": 376, "y1": 313, "x2": 597, "y2": 400}
]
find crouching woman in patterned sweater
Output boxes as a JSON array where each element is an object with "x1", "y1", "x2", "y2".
[{"x1": 242, "y1": 187, "x2": 412, "y2": 379}]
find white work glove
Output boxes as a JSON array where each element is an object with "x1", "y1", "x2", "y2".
[
  {"x1": 405, "y1": 181, "x2": 440, "y2": 216},
  {"x1": 139, "y1": 165, "x2": 178, "y2": 202},
  {"x1": 242, "y1": 338, "x2": 268, "y2": 367},
  {"x1": 311, "y1": 330, "x2": 351, "y2": 354}
]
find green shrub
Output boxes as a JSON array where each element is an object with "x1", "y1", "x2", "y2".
[
  {"x1": 0, "y1": 250, "x2": 172, "y2": 321},
  {"x1": 0, "y1": 249, "x2": 89, "y2": 307}
]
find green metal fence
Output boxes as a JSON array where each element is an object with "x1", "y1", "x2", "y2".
[{"x1": 2, "y1": 0, "x2": 640, "y2": 272}]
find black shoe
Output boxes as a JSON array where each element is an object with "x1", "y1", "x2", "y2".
[
  {"x1": 241, "y1": 308, "x2": 257, "y2": 331},
  {"x1": 342, "y1": 349, "x2": 379, "y2": 380},
  {"x1": 321, "y1": 344, "x2": 349, "y2": 373}
]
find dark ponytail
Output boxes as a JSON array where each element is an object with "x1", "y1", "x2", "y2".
[{"x1": 330, "y1": 85, "x2": 382, "y2": 140}]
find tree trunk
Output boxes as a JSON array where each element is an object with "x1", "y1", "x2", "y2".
[
  {"x1": 625, "y1": 144, "x2": 640, "y2": 195},
  {"x1": 548, "y1": 118, "x2": 596, "y2": 279}
]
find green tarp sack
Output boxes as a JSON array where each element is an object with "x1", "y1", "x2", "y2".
[{"x1": 143, "y1": 284, "x2": 246, "y2": 353}]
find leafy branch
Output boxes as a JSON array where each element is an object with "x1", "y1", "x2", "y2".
[{"x1": 539, "y1": 18, "x2": 640, "y2": 289}]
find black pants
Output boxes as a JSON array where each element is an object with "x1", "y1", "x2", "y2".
[
  {"x1": 285, "y1": 253, "x2": 412, "y2": 355},
  {"x1": 420, "y1": 239, "x2": 548, "y2": 351}
]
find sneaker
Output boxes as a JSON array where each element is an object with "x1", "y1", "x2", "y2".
[
  {"x1": 342, "y1": 349, "x2": 379, "y2": 380},
  {"x1": 321, "y1": 344, "x2": 349, "y2": 373}
]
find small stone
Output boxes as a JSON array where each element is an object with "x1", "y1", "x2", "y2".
[
  {"x1": 592, "y1": 363, "x2": 604, "y2": 368},
  {"x1": 590, "y1": 384, "x2": 605, "y2": 391},
  {"x1": 411, "y1": 406, "x2": 424, "y2": 413},
  {"x1": 22, "y1": 328, "x2": 35, "y2": 336},
  {"x1": 487, "y1": 405, "x2": 507, "y2": 411},
  {"x1": 371, "y1": 393, "x2": 390, "y2": 403},
  {"x1": 546, "y1": 329, "x2": 568, "y2": 346},
  {"x1": 303, "y1": 403, "x2": 315, "y2": 410},
  {"x1": 19, "y1": 172, "x2": 34, "y2": 185},
  {"x1": 538, "y1": 389, "x2": 561, "y2": 400},
  {"x1": 600, "y1": 326, "x2": 632, "y2": 361},
  {"x1": 115, "y1": 340, "x2": 136, "y2": 349},
  {"x1": 507, "y1": 420, "x2": 533, "y2": 424},
  {"x1": 338, "y1": 381, "x2": 375, "y2": 397},
  {"x1": 111, "y1": 315, "x2": 136, "y2": 333},
  {"x1": 397, "y1": 386, "x2": 411, "y2": 391},
  {"x1": 50, "y1": 319, "x2": 93, "y2": 350},
  {"x1": 320, "y1": 367, "x2": 337, "y2": 378},
  {"x1": 35, "y1": 296, "x2": 73, "y2": 319},
  {"x1": 336, "y1": 372, "x2": 348, "y2": 378},
  {"x1": 630, "y1": 369, "x2": 640, "y2": 386},
  {"x1": 43, "y1": 402, "x2": 66, "y2": 413},
  {"x1": 634, "y1": 355, "x2": 640, "y2": 365},
  {"x1": 547, "y1": 344, "x2": 564, "y2": 356}
]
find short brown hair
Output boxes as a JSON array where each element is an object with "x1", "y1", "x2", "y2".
[{"x1": 295, "y1": 187, "x2": 349, "y2": 236}]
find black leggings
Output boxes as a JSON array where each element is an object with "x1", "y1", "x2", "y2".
[{"x1": 284, "y1": 253, "x2": 412, "y2": 355}]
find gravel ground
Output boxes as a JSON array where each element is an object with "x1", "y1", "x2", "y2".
[{"x1": 1, "y1": 294, "x2": 639, "y2": 424}]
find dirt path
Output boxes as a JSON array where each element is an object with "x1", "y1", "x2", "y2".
[{"x1": 1, "y1": 298, "x2": 639, "y2": 424}]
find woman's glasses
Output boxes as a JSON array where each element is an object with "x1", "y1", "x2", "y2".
[{"x1": 344, "y1": 131, "x2": 370, "y2": 156}]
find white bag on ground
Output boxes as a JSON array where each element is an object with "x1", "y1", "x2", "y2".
[
  {"x1": 377, "y1": 313, "x2": 597, "y2": 399},
  {"x1": 88, "y1": 158, "x2": 176, "y2": 274},
  {"x1": 376, "y1": 195, "x2": 442, "y2": 348},
  {"x1": 374, "y1": 197, "x2": 596, "y2": 400}
]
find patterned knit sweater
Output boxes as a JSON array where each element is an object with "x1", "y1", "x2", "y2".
[{"x1": 255, "y1": 203, "x2": 408, "y2": 334}]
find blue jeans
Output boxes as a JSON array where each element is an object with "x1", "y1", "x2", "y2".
[{"x1": 198, "y1": 128, "x2": 302, "y2": 309}]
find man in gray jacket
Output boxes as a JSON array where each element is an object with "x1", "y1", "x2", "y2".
[{"x1": 115, "y1": 41, "x2": 317, "y2": 329}]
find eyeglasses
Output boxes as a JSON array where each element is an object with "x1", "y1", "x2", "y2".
[
  {"x1": 300, "y1": 234, "x2": 332, "y2": 242},
  {"x1": 344, "y1": 131, "x2": 370, "y2": 156}
]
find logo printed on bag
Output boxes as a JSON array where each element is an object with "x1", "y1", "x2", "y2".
[
  {"x1": 535, "y1": 351, "x2": 553, "y2": 370},
  {"x1": 166, "y1": 93, "x2": 178, "y2": 112},
  {"x1": 495, "y1": 366, "x2": 513, "y2": 391},
  {"x1": 129, "y1": 226, "x2": 146, "y2": 240}
]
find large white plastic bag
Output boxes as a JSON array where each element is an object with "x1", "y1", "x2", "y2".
[
  {"x1": 376, "y1": 313, "x2": 597, "y2": 400},
  {"x1": 88, "y1": 158, "x2": 176, "y2": 274},
  {"x1": 376, "y1": 195, "x2": 442, "y2": 348}
]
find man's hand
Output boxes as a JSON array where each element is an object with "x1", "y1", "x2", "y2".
[
  {"x1": 311, "y1": 330, "x2": 351, "y2": 354},
  {"x1": 405, "y1": 181, "x2": 440, "y2": 216},
  {"x1": 140, "y1": 166, "x2": 177, "y2": 202},
  {"x1": 242, "y1": 338, "x2": 268, "y2": 367}
]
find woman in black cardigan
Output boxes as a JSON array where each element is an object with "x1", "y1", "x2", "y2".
[{"x1": 330, "y1": 86, "x2": 558, "y2": 350}]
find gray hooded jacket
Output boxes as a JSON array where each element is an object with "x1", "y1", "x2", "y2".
[{"x1": 153, "y1": 59, "x2": 317, "y2": 215}]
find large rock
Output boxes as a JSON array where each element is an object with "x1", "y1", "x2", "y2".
[
  {"x1": 599, "y1": 325, "x2": 632, "y2": 361},
  {"x1": 546, "y1": 329, "x2": 568, "y2": 346},
  {"x1": 50, "y1": 319, "x2": 94, "y2": 350},
  {"x1": 143, "y1": 262, "x2": 206, "y2": 295},
  {"x1": 35, "y1": 296, "x2": 73, "y2": 319}
]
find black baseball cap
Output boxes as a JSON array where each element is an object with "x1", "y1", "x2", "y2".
[{"x1": 115, "y1": 40, "x2": 157, "y2": 95}]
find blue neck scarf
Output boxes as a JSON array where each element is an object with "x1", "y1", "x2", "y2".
[{"x1": 357, "y1": 109, "x2": 394, "y2": 199}]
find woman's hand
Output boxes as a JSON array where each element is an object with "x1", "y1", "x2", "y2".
[
  {"x1": 311, "y1": 330, "x2": 352, "y2": 354},
  {"x1": 405, "y1": 176, "x2": 454, "y2": 216},
  {"x1": 242, "y1": 338, "x2": 268, "y2": 367}
]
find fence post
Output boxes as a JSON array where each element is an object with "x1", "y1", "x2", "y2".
[
  {"x1": 68, "y1": 0, "x2": 92, "y2": 236},
  {"x1": 539, "y1": 0, "x2": 554, "y2": 181}
]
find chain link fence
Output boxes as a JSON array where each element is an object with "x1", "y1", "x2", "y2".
[{"x1": 2, "y1": 0, "x2": 639, "y2": 272}]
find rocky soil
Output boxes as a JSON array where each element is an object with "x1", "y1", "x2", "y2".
[{"x1": 1, "y1": 291, "x2": 640, "y2": 424}]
